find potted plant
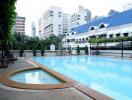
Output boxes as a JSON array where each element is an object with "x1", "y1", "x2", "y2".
[
  {"x1": 19, "y1": 48, "x2": 24, "y2": 57},
  {"x1": 41, "y1": 47, "x2": 45, "y2": 56},
  {"x1": 32, "y1": 48, "x2": 36, "y2": 56},
  {"x1": 77, "y1": 45, "x2": 80, "y2": 55},
  {"x1": 68, "y1": 46, "x2": 72, "y2": 54},
  {"x1": 85, "y1": 46, "x2": 88, "y2": 55}
]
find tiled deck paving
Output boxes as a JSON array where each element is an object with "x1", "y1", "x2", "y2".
[{"x1": 0, "y1": 58, "x2": 93, "y2": 100}]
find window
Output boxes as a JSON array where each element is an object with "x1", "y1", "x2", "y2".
[
  {"x1": 58, "y1": 15, "x2": 61, "y2": 17},
  {"x1": 99, "y1": 24, "x2": 105, "y2": 28},
  {"x1": 99, "y1": 23, "x2": 107, "y2": 29},
  {"x1": 77, "y1": 18, "x2": 80, "y2": 20},
  {"x1": 90, "y1": 26, "x2": 95, "y2": 31},
  {"x1": 77, "y1": 22, "x2": 79, "y2": 25},
  {"x1": 124, "y1": 33, "x2": 128, "y2": 37},
  {"x1": 90, "y1": 35, "x2": 96, "y2": 38},
  {"x1": 116, "y1": 33, "x2": 120, "y2": 37},
  {"x1": 50, "y1": 11, "x2": 53, "y2": 13},
  {"x1": 72, "y1": 32, "x2": 74, "y2": 35},
  {"x1": 109, "y1": 34, "x2": 113, "y2": 38},
  {"x1": 50, "y1": 14, "x2": 53, "y2": 16},
  {"x1": 58, "y1": 12, "x2": 61, "y2": 14}
]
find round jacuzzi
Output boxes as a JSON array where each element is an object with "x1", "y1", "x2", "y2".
[
  {"x1": 0, "y1": 67, "x2": 72, "y2": 89},
  {"x1": 10, "y1": 69, "x2": 62, "y2": 84}
]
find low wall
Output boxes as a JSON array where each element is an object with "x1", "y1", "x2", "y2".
[
  {"x1": 91, "y1": 50, "x2": 132, "y2": 57},
  {"x1": 63, "y1": 50, "x2": 85, "y2": 55},
  {"x1": 10, "y1": 50, "x2": 60, "y2": 58}
]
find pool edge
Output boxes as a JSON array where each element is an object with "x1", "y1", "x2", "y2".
[{"x1": 0, "y1": 66, "x2": 73, "y2": 90}]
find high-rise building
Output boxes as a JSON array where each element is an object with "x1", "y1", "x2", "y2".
[
  {"x1": 38, "y1": 18, "x2": 42, "y2": 37},
  {"x1": 31, "y1": 22, "x2": 36, "y2": 37},
  {"x1": 13, "y1": 16, "x2": 26, "y2": 34},
  {"x1": 108, "y1": 9, "x2": 119, "y2": 16},
  {"x1": 70, "y1": 5, "x2": 91, "y2": 29},
  {"x1": 38, "y1": 6, "x2": 91, "y2": 39},
  {"x1": 39, "y1": 6, "x2": 63, "y2": 39},
  {"x1": 123, "y1": 2, "x2": 132, "y2": 11},
  {"x1": 63, "y1": 14, "x2": 70, "y2": 35},
  {"x1": 91, "y1": 15, "x2": 105, "y2": 21}
]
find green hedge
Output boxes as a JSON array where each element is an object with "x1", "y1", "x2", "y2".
[{"x1": 88, "y1": 36, "x2": 132, "y2": 44}]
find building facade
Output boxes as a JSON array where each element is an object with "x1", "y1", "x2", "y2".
[
  {"x1": 31, "y1": 22, "x2": 36, "y2": 37},
  {"x1": 62, "y1": 9, "x2": 132, "y2": 50},
  {"x1": 63, "y1": 14, "x2": 70, "y2": 35},
  {"x1": 123, "y1": 2, "x2": 132, "y2": 11},
  {"x1": 13, "y1": 16, "x2": 26, "y2": 34},
  {"x1": 38, "y1": 6, "x2": 92, "y2": 39},
  {"x1": 39, "y1": 6, "x2": 63, "y2": 39},
  {"x1": 70, "y1": 5, "x2": 91, "y2": 29},
  {"x1": 38, "y1": 18, "x2": 42, "y2": 37}
]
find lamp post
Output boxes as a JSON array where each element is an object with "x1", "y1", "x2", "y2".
[{"x1": 121, "y1": 38, "x2": 123, "y2": 57}]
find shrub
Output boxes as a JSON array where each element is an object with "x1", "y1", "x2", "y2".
[
  {"x1": 77, "y1": 45, "x2": 80, "y2": 55},
  {"x1": 85, "y1": 46, "x2": 88, "y2": 55},
  {"x1": 68, "y1": 47, "x2": 72, "y2": 54},
  {"x1": 19, "y1": 48, "x2": 24, "y2": 57},
  {"x1": 41, "y1": 47, "x2": 45, "y2": 56},
  {"x1": 32, "y1": 48, "x2": 36, "y2": 56}
]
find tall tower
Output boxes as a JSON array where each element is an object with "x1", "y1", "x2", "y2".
[
  {"x1": 70, "y1": 5, "x2": 91, "y2": 29},
  {"x1": 39, "y1": 6, "x2": 63, "y2": 39},
  {"x1": 14, "y1": 16, "x2": 26, "y2": 34},
  {"x1": 31, "y1": 22, "x2": 36, "y2": 37}
]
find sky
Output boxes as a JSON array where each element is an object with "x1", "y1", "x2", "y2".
[{"x1": 16, "y1": 0, "x2": 132, "y2": 36}]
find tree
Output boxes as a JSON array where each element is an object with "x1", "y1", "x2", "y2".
[
  {"x1": 0, "y1": 0, "x2": 17, "y2": 39},
  {"x1": 0, "y1": 0, "x2": 17, "y2": 58}
]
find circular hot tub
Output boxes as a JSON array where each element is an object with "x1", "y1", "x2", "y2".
[{"x1": 0, "y1": 67, "x2": 72, "y2": 90}]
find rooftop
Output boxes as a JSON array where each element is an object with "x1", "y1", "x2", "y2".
[{"x1": 72, "y1": 9, "x2": 132, "y2": 34}]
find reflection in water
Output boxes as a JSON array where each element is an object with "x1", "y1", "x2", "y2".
[
  {"x1": 32, "y1": 56, "x2": 132, "y2": 100},
  {"x1": 10, "y1": 69, "x2": 62, "y2": 84}
]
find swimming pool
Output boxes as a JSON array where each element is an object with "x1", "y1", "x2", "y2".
[
  {"x1": 32, "y1": 55, "x2": 132, "y2": 100},
  {"x1": 10, "y1": 69, "x2": 62, "y2": 84}
]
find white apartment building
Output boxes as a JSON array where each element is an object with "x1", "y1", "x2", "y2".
[
  {"x1": 38, "y1": 18, "x2": 42, "y2": 37},
  {"x1": 63, "y1": 14, "x2": 70, "y2": 35},
  {"x1": 70, "y1": 5, "x2": 91, "y2": 29},
  {"x1": 31, "y1": 22, "x2": 36, "y2": 37},
  {"x1": 39, "y1": 6, "x2": 63, "y2": 39},
  {"x1": 123, "y1": 2, "x2": 132, "y2": 11},
  {"x1": 13, "y1": 16, "x2": 26, "y2": 34},
  {"x1": 62, "y1": 9, "x2": 132, "y2": 50}
]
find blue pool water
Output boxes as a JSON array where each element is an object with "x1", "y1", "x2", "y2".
[
  {"x1": 32, "y1": 56, "x2": 132, "y2": 100},
  {"x1": 10, "y1": 69, "x2": 62, "y2": 84}
]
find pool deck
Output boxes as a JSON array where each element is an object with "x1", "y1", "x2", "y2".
[{"x1": 0, "y1": 58, "x2": 113, "y2": 100}]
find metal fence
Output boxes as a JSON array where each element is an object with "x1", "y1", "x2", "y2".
[{"x1": 90, "y1": 41, "x2": 132, "y2": 57}]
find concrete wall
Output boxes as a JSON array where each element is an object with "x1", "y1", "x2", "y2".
[
  {"x1": 91, "y1": 50, "x2": 132, "y2": 57},
  {"x1": 10, "y1": 50, "x2": 60, "y2": 58}
]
